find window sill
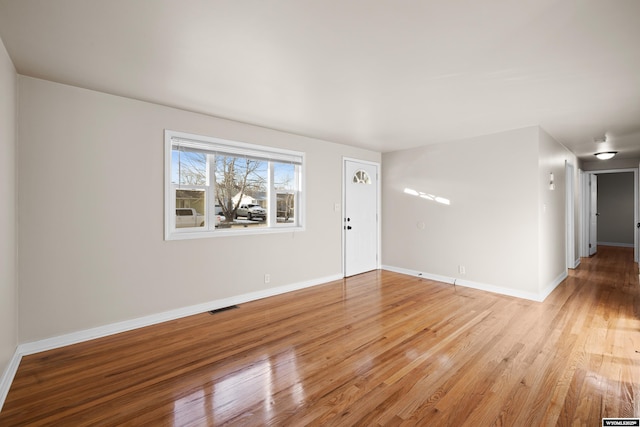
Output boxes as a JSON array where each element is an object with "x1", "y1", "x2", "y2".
[{"x1": 165, "y1": 225, "x2": 305, "y2": 240}]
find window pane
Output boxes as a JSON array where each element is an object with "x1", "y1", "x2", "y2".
[
  {"x1": 274, "y1": 163, "x2": 297, "y2": 224},
  {"x1": 214, "y1": 155, "x2": 268, "y2": 228},
  {"x1": 353, "y1": 169, "x2": 371, "y2": 184},
  {"x1": 175, "y1": 190, "x2": 206, "y2": 228},
  {"x1": 171, "y1": 149, "x2": 207, "y2": 185}
]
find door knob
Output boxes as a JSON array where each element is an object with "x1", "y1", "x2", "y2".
[{"x1": 347, "y1": 226, "x2": 352, "y2": 230}]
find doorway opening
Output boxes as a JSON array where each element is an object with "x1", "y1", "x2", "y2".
[{"x1": 580, "y1": 168, "x2": 638, "y2": 262}]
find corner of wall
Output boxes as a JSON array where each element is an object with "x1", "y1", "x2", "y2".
[
  {"x1": 536, "y1": 128, "x2": 575, "y2": 294},
  {"x1": 0, "y1": 34, "x2": 19, "y2": 413},
  {"x1": 0, "y1": 350, "x2": 21, "y2": 412}
]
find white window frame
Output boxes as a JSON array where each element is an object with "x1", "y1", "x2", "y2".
[{"x1": 165, "y1": 129, "x2": 305, "y2": 240}]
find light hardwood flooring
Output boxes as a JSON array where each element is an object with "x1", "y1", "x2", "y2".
[{"x1": 1, "y1": 246, "x2": 639, "y2": 426}]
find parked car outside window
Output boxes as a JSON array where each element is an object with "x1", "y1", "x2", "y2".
[
  {"x1": 236, "y1": 204, "x2": 266, "y2": 220},
  {"x1": 175, "y1": 208, "x2": 224, "y2": 228}
]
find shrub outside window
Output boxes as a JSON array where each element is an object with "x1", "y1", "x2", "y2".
[{"x1": 165, "y1": 130, "x2": 304, "y2": 239}]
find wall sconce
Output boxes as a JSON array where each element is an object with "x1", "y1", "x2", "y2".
[
  {"x1": 549, "y1": 173, "x2": 555, "y2": 191},
  {"x1": 594, "y1": 151, "x2": 617, "y2": 160}
]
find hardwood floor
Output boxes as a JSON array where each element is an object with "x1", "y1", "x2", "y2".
[{"x1": 1, "y1": 246, "x2": 639, "y2": 426}]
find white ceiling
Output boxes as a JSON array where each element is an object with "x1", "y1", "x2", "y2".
[{"x1": 1, "y1": 0, "x2": 639, "y2": 160}]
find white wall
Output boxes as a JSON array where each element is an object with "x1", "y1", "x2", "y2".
[
  {"x1": 0, "y1": 38, "x2": 17, "y2": 387},
  {"x1": 382, "y1": 126, "x2": 576, "y2": 300},
  {"x1": 382, "y1": 127, "x2": 541, "y2": 297},
  {"x1": 537, "y1": 128, "x2": 576, "y2": 294},
  {"x1": 17, "y1": 76, "x2": 380, "y2": 343}
]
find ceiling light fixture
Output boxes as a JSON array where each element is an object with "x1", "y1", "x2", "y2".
[{"x1": 594, "y1": 151, "x2": 617, "y2": 160}]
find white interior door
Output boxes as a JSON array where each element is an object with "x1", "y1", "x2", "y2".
[
  {"x1": 589, "y1": 174, "x2": 598, "y2": 256},
  {"x1": 344, "y1": 160, "x2": 378, "y2": 277}
]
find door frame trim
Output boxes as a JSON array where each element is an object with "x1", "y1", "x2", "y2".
[
  {"x1": 580, "y1": 168, "x2": 639, "y2": 262},
  {"x1": 342, "y1": 157, "x2": 381, "y2": 277},
  {"x1": 565, "y1": 161, "x2": 576, "y2": 269}
]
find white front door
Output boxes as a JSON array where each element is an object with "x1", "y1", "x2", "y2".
[
  {"x1": 589, "y1": 174, "x2": 598, "y2": 256},
  {"x1": 344, "y1": 160, "x2": 379, "y2": 277}
]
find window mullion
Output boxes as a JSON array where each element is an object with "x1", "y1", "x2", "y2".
[
  {"x1": 206, "y1": 153, "x2": 215, "y2": 230},
  {"x1": 268, "y1": 161, "x2": 275, "y2": 227},
  {"x1": 295, "y1": 164, "x2": 301, "y2": 226}
]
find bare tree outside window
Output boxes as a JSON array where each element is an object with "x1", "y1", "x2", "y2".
[
  {"x1": 173, "y1": 151, "x2": 207, "y2": 186},
  {"x1": 214, "y1": 156, "x2": 266, "y2": 221},
  {"x1": 173, "y1": 150, "x2": 267, "y2": 222}
]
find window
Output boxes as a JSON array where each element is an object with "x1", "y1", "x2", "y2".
[
  {"x1": 165, "y1": 130, "x2": 304, "y2": 239},
  {"x1": 352, "y1": 169, "x2": 371, "y2": 184}
]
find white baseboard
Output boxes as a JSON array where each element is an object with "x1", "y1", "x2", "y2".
[
  {"x1": 382, "y1": 264, "x2": 455, "y2": 285},
  {"x1": 382, "y1": 265, "x2": 567, "y2": 303},
  {"x1": 0, "y1": 349, "x2": 22, "y2": 412},
  {"x1": 539, "y1": 270, "x2": 568, "y2": 302},
  {"x1": 18, "y1": 273, "x2": 343, "y2": 357},
  {"x1": 573, "y1": 258, "x2": 581, "y2": 269},
  {"x1": 454, "y1": 277, "x2": 542, "y2": 301}
]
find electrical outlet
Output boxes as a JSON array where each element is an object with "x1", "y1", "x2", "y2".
[
  {"x1": 264, "y1": 274, "x2": 271, "y2": 284},
  {"x1": 458, "y1": 265, "x2": 466, "y2": 275}
]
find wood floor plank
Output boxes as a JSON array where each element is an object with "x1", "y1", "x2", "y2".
[{"x1": 1, "y1": 246, "x2": 638, "y2": 426}]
